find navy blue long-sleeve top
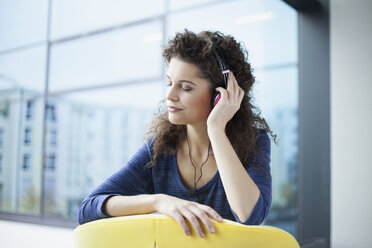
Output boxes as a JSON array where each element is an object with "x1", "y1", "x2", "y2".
[{"x1": 78, "y1": 130, "x2": 272, "y2": 226}]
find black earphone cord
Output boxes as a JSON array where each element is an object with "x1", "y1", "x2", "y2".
[{"x1": 186, "y1": 135, "x2": 212, "y2": 202}]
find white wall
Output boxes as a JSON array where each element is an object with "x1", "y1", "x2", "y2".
[
  {"x1": 0, "y1": 220, "x2": 73, "y2": 248},
  {"x1": 331, "y1": 1, "x2": 372, "y2": 248}
]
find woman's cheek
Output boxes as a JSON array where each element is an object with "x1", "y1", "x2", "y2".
[{"x1": 196, "y1": 94, "x2": 212, "y2": 115}]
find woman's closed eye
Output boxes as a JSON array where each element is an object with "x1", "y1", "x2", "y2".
[{"x1": 167, "y1": 82, "x2": 192, "y2": 92}]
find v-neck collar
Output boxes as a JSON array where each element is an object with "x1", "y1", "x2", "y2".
[{"x1": 172, "y1": 153, "x2": 219, "y2": 194}]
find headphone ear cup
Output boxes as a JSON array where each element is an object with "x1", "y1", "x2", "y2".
[{"x1": 211, "y1": 91, "x2": 221, "y2": 108}]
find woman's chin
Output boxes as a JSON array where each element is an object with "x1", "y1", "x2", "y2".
[
  {"x1": 168, "y1": 119, "x2": 185, "y2": 125},
  {"x1": 168, "y1": 115, "x2": 186, "y2": 125}
]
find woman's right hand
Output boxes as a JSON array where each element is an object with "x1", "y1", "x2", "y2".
[{"x1": 154, "y1": 194, "x2": 224, "y2": 238}]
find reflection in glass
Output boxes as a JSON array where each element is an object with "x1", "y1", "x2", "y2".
[
  {"x1": 169, "y1": 0, "x2": 216, "y2": 11},
  {"x1": 253, "y1": 67, "x2": 298, "y2": 235},
  {"x1": 168, "y1": 0, "x2": 297, "y2": 68},
  {"x1": 43, "y1": 82, "x2": 164, "y2": 219},
  {"x1": 0, "y1": 128, "x2": 3, "y2": 148},
  {"x1": 0, "y1": 0, "x2": 48, "y2": 51},
  {"x1": 0, "y1": 46, "x2": 46, "y2": 93},
  {"x1": 0, "y1": 90, "x2": 44, "y2": 215},
  {"x1": 26, "y1": 100, "x2": 34, "y2": 120},
  {"x1": 49, "y1": 21, "x2": 163, "y2": 93},
  {"x1": 51, "y1": 0, "x2": 165, "y2": 40}
]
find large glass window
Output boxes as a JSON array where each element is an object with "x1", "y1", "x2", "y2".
[{"x1": 0, "y1": 0, "x2": 298, "y2": 238}]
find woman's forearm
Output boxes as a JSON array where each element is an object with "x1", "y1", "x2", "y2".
[
  {"x1": 103, "y1": 194, "x2": 160, "y2": 217},
  {"x1": 208, "y1": 128, "x2": 260, "y2": 223}
]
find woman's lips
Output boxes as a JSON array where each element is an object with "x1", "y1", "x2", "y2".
[{"x1": 168, "y1": 106, "x2": 182, "y2": 112}]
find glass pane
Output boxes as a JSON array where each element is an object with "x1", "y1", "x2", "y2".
[
  {"x1": 169, "y1": 0, "x2": 217, "y2": 11},
  {"x1": 51, "y1": 0, "x2": 165, "y2": 40},
  {"x1": 0, "y1": 42, "x2": 46, "y2": 215},
  {"x1": 0, "y1": 91, "x2": 44, "y2": 215},
  {"x1": 49, "y1": 21, "x2": 163, "y2": 93},
  {"x1": 0, "y1": 46, "x2": 46, "y2": 94},
  {"x1": 167, "y1": 0, "x2": 297, "y2": 68},
  {"x1": 254, "y1": 67, "x2": 298, "y2": 236},
  {"x1": 43, "y1": 81, "x2": 164, "y2": 219},
  {"x1": 0, "y1": 0, "x2": 48, "y2": 51}
]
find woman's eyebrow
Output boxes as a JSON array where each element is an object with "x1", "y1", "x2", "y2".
[{"x1": 166, "y1": 75, "x2": 197, "y2": 86}]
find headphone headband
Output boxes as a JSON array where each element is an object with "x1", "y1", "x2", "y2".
[{"x1": 212, "y1": 44, "x2": 230, "y2": 87}]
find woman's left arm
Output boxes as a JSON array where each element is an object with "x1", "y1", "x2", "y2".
[
  {"x1": 208, "y1": 128, "x2": 260, "y2": 223},
  {"x1": 207, "y1": 71, "x2": 271, "y2": 224}
]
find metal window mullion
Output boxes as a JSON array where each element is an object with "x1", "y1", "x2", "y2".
[{"x1": 40, "y1": 0, "x2": 53, "y2": 219}]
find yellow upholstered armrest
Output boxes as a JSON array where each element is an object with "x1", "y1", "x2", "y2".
[{"x1": 74, "y1": 214, "x2": 299, "y2": 248}]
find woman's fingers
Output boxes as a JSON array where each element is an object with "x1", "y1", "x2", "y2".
[
  {"x1": 179, "y1": 207, "x2": 205, "y2": 238},
  {"x1": 215, "y1": 87, "x2": 228, "y2": 101},
  {"x1": 158, "y1": 195, "x2": 223, "y2": 238},
  {"x1": 227, "y1": 71, "x2": 238, "y2": 94},
  {"x1": 198, "y1": 204, "x2": 224, "y2": 222},
  {"x1": 227, "y1": 71, "x2": 234, "y2": 92},
  {"x1": 188, "y1": 205, "x2": 216, "y2": 234},
  {"x1": 228, "y1": 71, "x2": 244, "y2": 100},
  {"x1": 172, "y1": 211, "x2": 191, "y2": 236},
  {"x1": 221, "y1": 71, "x2": 244, "y2": 107}
]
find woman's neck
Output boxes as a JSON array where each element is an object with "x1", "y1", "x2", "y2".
[{"x1": 182, "y1": 124, "x2": 214, "y2": 158}]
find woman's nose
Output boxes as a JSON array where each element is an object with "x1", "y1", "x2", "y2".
[{"x1": 166, "y1": 85, "x2": 179, "y2": 101}]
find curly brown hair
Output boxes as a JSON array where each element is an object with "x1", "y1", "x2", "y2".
[{"x1": 143, "y1": 28, "x2": 277, "y2": 169}]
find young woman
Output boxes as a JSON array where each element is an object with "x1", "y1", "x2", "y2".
[{"x1": 78, "y1": 29, "x2": 276, "y2": 239}]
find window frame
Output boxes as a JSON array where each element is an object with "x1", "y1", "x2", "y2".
[{"x1": 283, "y1": 0, "x2": 331, "y2": 247}]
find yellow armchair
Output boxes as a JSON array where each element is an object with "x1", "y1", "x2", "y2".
[{"x1": 74, "y1": 214, "x2": 299, "y2": 248}]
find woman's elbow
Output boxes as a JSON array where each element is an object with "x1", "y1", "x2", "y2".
[{"x1": 77, "y1": 199, "x2": 91, "y2": 225}]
